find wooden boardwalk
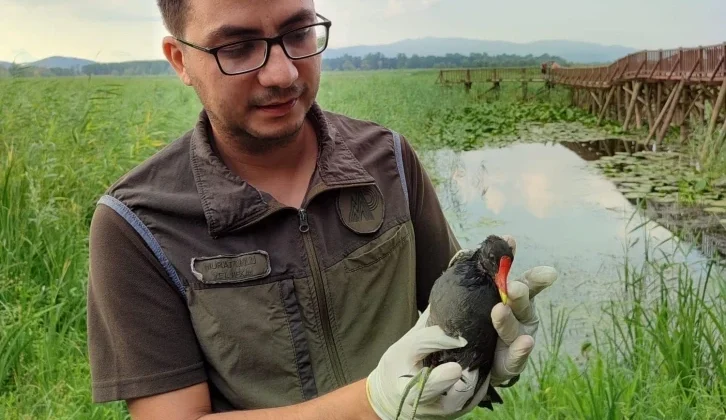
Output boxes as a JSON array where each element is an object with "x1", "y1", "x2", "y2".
[
  {"x1": 436, "y1": 67, "x2": 546, "y2": 85},
  {"x1": 436, "y1": 42, "x2": 726, "y2": 145},
  {"x1": 551, "y1": 43, "x2": 726, "y2": 145},
  {"x1": 436, "y1": 67, "x2": 547, "y2": 99}
]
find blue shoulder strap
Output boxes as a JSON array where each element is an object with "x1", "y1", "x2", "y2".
[
  {"x1": 98, "y1": 195, "x2": 186, "y2": 299},
  {"x1": 391, "y1": 130, "x2": 410, "y2": 211}
]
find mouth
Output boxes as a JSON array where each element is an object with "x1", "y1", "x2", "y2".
[
  {"x1": 495, "y1": 255, "x2": 512, "y2": 305},
  {"x1": 255, "y1": 98, "x2": 298, "y2": 116}
]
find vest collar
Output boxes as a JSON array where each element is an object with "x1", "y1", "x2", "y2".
[{"x1": 190, "y1": 102, "x2": 376, "y2": 237}]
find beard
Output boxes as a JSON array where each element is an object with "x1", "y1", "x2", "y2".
[{"x1": 193, "y1": 78, "x2": 314, "y2": 156}]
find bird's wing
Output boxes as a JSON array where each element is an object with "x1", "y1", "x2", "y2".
[{"x1": 427, "y1": 271, "x2": 470, "y2": 336}]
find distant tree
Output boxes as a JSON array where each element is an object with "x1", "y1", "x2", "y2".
[{"x1": 1, "y1": 52, "x2": 570, "y2": 77}]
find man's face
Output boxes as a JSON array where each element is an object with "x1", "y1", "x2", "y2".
[{"x1": 179, "y1": 0, "x2": 322, "y2": 146}]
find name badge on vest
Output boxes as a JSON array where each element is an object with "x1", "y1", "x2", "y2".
[
  {"x1": 336, "y1": 185, "x2": 385, "y2": 234},
  {"x1": 191, "y1": 251, "x2": 271, "y2": 284}
]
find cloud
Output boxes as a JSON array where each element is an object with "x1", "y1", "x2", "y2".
[
  {"x1": 9, "y1": 49, "x2": 36, "y2": 63},
  {"x1": 484, "y1": 187, "x2": 506, "y2": 215},
  {"x1": 384, "y1": 0, "x2": 443, "y2": 18},
  {"x1": 4, "y1": 0, "x2": 160, "y2": 22},
  {"x1": 110, "y1": 50, "x2": 133, "y2": 59},
  {"x1": 517, "y1": 171, "x2": 554, "y2": 220}
]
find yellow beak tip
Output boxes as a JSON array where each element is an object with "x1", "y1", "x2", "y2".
[{"x1": 499, "y1": 292, "x2": 508, "y2": 306}]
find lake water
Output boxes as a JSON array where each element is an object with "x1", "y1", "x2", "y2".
[{"x1": 424, "y1": 142, "x2": 717, "y2": 358}]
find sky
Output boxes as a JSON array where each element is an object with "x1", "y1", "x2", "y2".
[{"x1": 1, "y1": 0, "x2": 724, "y2": 63}]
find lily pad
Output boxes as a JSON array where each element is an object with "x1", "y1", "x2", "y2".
[
  {"x1": 704, "y1": 207, "x2": 726, "y2": 215},
  {"x1": 704, "y1": 200, "x2": 726, "y2": 208},
  {"x1": 618, "y1": 182, "x2": 641, "y2": 188},
  {"x1": 633, "y1": 184, "x2": 654, "y2": 193},
  {"x1": 712, "y1": 177, "x2": 726, "y2": 188},
  {"x1": 654, "y1": 196, "x2": 677, "y2": 203},
  {"x1": 655, "y1": 186, "x2": 679, "y2": 193},
  {"x1": 619, "y1": 177, "x2": 647, "y2": 183},
  {"x1": 625, "y1": 192, "x2": 648, "y2": 200}
]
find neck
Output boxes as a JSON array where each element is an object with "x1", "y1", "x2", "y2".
[{"x1": 212, "y1": 119, "x2": 318, "y2": 181}]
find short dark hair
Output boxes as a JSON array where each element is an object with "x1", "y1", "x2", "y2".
[{"x1": 157, "y1": 0, "x2": 189, "y2": 38}]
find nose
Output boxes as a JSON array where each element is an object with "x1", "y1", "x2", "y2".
[{"x1": 257, "y1": 43, "x2": 298, "y2": 88}]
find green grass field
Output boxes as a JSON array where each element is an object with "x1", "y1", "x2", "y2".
[{"x1": 0, "y1": 71, "x2": 724, "y2": 419}]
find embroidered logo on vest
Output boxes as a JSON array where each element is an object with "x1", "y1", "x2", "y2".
[
  {"x1": 337, "y1": 185, "x2": 384, "y2": 234},
  {"x1": 191, "y1": 251, "x2": 271, "y2": 284}
]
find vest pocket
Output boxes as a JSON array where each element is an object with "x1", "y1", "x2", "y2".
[
  {"x1": 185, "y1": 277, "x2": 317, "y2": 410},
  {"x1": 324, "y1": 221, "x2": 418, "y2": 382},
  {"x1": 342, "y1": 223, "x2": 409, "y2": 273}
]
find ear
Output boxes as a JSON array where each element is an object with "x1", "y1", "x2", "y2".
[{"x1": 162, "y1": 36, "x2": 192, "y2": 86}]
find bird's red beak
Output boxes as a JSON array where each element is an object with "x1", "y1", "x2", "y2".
[{"x1": 495, "y1": 256, "x2": 512, "y2": 305}]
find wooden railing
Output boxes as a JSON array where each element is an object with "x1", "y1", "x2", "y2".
[
  {"x1": 551, "y1": 43, "x2": 726, "y2": 88},
  {"x1": 434, "y1": 42, "x2": 726, "y2": 145},
  {"x1": 437, "y1": 67, "x2": 545, "y2": 85}
]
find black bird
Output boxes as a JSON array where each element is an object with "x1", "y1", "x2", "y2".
[{"x1": 424, "y1": 234, "x2": 514, "y2": 411}]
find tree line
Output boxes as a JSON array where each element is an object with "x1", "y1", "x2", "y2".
[
  {"x1": 322, "y1": 52, "x2": 567, "y2": 71},
  {"x1": 0, "y1": 52, "x2": 568, "y2": 77}
]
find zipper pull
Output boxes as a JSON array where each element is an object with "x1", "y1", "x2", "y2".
[{"x1": 298, "y1": 209, "x2": 310, "y2": 233}]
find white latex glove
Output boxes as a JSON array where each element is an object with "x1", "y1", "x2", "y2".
[
  {"x1": 489, "y1": 235, "x2": 557, "y2": 387},
  {"x1": 366, "y1": 305, "x2": 488, "y2": 420}
]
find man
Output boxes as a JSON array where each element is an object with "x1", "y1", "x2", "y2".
[{"x1": 86, "y1": 1, "x2": 557, "y2": 419}]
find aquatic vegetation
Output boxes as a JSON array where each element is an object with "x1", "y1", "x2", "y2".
[{"x1": 0, "y1": 72, "x2": 723, "y2": 419}]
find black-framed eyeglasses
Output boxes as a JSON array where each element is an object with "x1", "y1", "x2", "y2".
[{"x1": 175, "y1": 13, "x2": 332, "y2": 76}]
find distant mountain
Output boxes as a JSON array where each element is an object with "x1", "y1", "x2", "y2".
[
  {"x1": 30, "y1": 56, "x2": 96, "y2": 69},
  {"x1": 323, "y1": 37, "x2": 637, "y2": 64},
  {"x1": 2, "y1": 38, "x2": 638, "y2": 77}
]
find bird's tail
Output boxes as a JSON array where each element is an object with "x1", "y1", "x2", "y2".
[{"x1": 466, "y1": 372, "x2": 503, "y2": 410}]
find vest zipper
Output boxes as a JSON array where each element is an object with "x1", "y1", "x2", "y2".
[{"x1": 298, "y1": 208, "x2": 346, "y2": 387}]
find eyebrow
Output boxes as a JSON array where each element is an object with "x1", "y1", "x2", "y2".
[{"x1": 206, "y1": 9, "x2": 317, "y2": 45}]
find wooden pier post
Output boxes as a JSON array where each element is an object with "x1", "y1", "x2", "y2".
[
  {"x1": 623, "y1": 81, "x2": 643, "y2": 131},
  {"x1": 708, "y1": 78, "x2": 726, "y2": 138}
]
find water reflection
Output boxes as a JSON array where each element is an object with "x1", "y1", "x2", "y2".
[
  {"x1": 560, "y1": 138, "x2": 651, "y2": 160},
  {"x1": 425, "y1": 143, "x2": 716, "y2": 357}
]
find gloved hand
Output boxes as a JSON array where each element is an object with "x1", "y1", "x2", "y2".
[
  {"x1": 366, "y1": 305, "x2": 489, "y2": 420},
  {"x1": 488, "y1": 235, "x2": 557, "y2": 387},
  {"x1": 366, "y1": 234, "x2": 557, "y2": 418}
]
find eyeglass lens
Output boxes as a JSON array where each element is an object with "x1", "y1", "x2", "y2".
[{"x1": 216, "y1": 24, "x2": 328, "y2": 74}]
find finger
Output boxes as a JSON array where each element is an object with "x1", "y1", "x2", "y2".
[
  {"x1": 516, "y1": 266, "x2": 557, "y2": 299},
  {"x1": 441, "y1": 368, "x2": 481, "y2": 412},
  {"x1": 416, "y1": 362, "x2": 463, "y2": 402},
  {"x1": 491, "y1": 303, "x2": 519, "y2": 346},
  {"x1": 507, "y1": 280, "x2": 535, "y2": 325},
  {"x1": 461, "y1": 372, "x2": 493, "y2": 412},
  {"x1": 492, "y1": 335, "x2": 534, "y2": 380},
  {"x1": 409, "y1": 326, "x2": 467, "y2": 360},
  {"x1": 500, "y1": 234, "x2": 517, "y2": 257},
  {"x1": 451, "y1": 367, "x2": 477, "y2": 394}
]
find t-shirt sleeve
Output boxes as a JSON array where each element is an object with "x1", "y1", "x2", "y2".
[
  {"x1": 398, "y1": 135, "x2": 462, "y2": 312},
  {"x1": 87, "y1": 204, "x2": 208, "y2": 403}
]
